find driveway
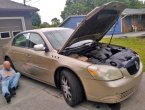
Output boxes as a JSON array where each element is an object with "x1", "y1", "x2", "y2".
[
  {"x1": 105, "y1": 31, "x2": 145, "y2": 38},
  {"x1": 0, "y1": 69, "x2": 145, "y2": 110}
]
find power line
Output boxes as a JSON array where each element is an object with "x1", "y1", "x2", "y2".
[
  {"x1": 26, "y1": 0, "x2": 33, "y2": 2},
  {"x1": 29, "y1": 0, "x2": 40, "y2": 5}
]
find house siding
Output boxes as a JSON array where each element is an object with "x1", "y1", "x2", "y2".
[
  {"x1": 107, "y1": 17, "x2": 122, "y2": 35},
  {"x1": 122, "y1": 14, "x2": 145, "y2": 33},
  {"x1": 61, "y1": 16, "x2": 85, "y2": 29},
  {"x1": 0, "y1": 11, "x2": 32, "y2": 30},
  {"x1": 0, "y1": 11, "x2": 33, "y2": 47},
  {"x1": 60, "y1": 16, "x2": 122, "y2": 35}
]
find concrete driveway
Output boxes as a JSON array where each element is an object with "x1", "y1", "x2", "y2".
[
  {"x1": 105, "y1": 31, "x2": 145, "y2": 38},
  {"x1": 0, "y1": 72, "x2": 145, "y2": 110}
]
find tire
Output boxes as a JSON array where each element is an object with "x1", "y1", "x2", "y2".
[
  {"x1": 5, "y1": 57, "x2": 16, "y2": 71},
  {"x1": 60, "y1": 70, "x2": 85, "y2": 107}
]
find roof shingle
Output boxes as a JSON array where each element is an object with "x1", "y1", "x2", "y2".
[
  {"x1": 122, "y1": 8, "x2": 145, "y2": 15},
  {"x1": 0, "y1": 0, "x2": 39, "y2": 11}
]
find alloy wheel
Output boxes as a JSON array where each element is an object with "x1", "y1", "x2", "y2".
[{"x1": 61, "y1": 75, "x2": 72, "y2": 101}]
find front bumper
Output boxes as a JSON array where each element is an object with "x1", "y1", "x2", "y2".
[{"x1": 83, "y1": 62, "x2": 143, "y2": 103}]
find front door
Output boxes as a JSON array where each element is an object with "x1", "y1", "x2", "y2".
[{"x1": 25, "y1": 33, "x2": 52, "y2": 83}]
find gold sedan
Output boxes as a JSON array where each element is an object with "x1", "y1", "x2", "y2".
[{"x1": 2, "y1": 2, "x2": 143, "y2": 107}]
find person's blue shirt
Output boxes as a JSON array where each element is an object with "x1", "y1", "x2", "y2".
[{"x1": 0, "y1": 68, "x2": 16, "y2": 81}]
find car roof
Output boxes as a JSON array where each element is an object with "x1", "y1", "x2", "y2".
[{"x1": 23, "y1": 27, "x2": 73, "y2": 33}]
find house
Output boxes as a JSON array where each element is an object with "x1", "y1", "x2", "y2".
[
  {"x1": 0, "y1": 0, "x2": 38, "y2": 46},
  {"x1": 60, "y1": 8, "x2": 145, "y2": 35}
]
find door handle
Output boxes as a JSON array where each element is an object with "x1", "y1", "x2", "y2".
[{"x1": 27, "y1": 54, "x2": 31, "y2": 58}]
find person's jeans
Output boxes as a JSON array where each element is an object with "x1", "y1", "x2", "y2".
[{"x1": 1, "y1": 72, "x2": 21, "y2": 96}]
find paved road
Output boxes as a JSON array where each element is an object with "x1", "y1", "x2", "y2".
[
  {"x1": 105, "y1": 31, "x2": 145, "y2": 38},
  {"x1": 0, "y1": 71, "x2": 145, "y2": 110}
]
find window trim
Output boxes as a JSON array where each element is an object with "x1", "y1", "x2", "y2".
[
  {"x1": 28, "y1": 32, "x2": 47, "y2": 49},
  {"x1": 0, "y1": 31, "x2": 11, "y2": 39},
  {"x1": 12, "y1": 30, "x2": 21, "y2": 37}
]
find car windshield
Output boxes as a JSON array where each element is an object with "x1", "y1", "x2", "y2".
[{"x1": 43, "y1": 28, "x2": 74, "y2": 50}]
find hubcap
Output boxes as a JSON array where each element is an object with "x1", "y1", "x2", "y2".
[{"x1": 61, "y1": 76, "x2": 72, "y2": 101}]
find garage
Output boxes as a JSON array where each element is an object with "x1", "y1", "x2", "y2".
[
  {"x1": 0, "y1": 0, "x2": 38, "y2": 43},
  {"x1": 0, "y1": 0, "x2": 39, "y2": 63},
  {"x1": 0, "y1": 18, "x2": 25, "y2": 39}
]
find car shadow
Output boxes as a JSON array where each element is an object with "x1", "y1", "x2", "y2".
[{"x1": 20, "y1": 75, "x2": 121, "y2": 110}]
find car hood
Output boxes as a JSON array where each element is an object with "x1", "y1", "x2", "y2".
[{"x1": 59, "y1": 2, "x2": 127, "y2": 53}]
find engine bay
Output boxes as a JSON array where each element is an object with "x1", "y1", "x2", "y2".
[{"x1": 63, "y1": 41, "x2": 139, "y2": 69}]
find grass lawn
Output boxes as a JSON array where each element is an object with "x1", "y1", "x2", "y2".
[{"x1": 101, "y1": 37, "x2": 145, "y2": 72}]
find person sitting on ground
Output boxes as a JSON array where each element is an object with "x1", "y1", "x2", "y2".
[{"x1": 0, "y1": 61, "x2": 21, "y2": 103}]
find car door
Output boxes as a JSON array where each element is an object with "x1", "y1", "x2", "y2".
[
  {"x1": 25, "y1": 32, "x2": 53, "y2": 82},
  {"x1": 10, "y1": 33, "x2": 30, "y2": 73}
]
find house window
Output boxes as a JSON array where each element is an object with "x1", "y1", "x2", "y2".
[
  {"x1": 13, "y1": 31, "x2": 21, "y2": 36},
  {"x1": 0, "y1": 32, "x2": 11, "y2": 39},
  {"x1": 125, "y1": 16, "x2": 131, "y2": 26},
  {"x1": 138, "y1": 15, "x2": 142, "y2": 24}
]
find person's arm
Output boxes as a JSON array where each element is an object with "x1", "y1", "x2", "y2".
[
  {"x1": 11, "y1": 68, "x2": 16, "y2": 74},
  {"x1": 0, "y1": 70, "x2": 2, "y2": 81}
]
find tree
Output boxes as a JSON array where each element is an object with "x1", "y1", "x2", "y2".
[
  {"x1": 129, "y1": 0, "x2": 144, "y2": 8},
  {"x1": 61, "y1": 0, "x2": 94, "y2": 20},
  {"x1": 32, "y1": 12, "x2": 41, "y2": 27},
  {"x1": 39, "y1": 22, "x2": 50, "y2": 28},
  {"x1": 50, "y1": 17, "x2": 61, "y2": 27},
  {"x1": 61, "y1": 0, "x2": 144, "y2": 20}
]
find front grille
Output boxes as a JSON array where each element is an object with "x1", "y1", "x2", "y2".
[
  {"x1": 120, "y1": 87, "x2": 135, "y2": 99},
  {"x1": 127, "y1": 58, "x2": 140, "y2": 75}
]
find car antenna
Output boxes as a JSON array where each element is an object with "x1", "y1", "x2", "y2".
[{"x1": 108, "y1": 22, "x2": 117, "y2": 45}]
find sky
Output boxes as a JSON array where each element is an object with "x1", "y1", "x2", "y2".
[
  {"x1": 12, "y1": 0, "x2": 145, "y2": 23},
  {"x1": 12, "y1": 0, "x2": 67, "y2": 23},
  {"x1": 139, "y1": 0, "x2": 145, "y2": 3}
]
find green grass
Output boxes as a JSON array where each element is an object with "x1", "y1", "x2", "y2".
[{"x1": 101, "y1": 37, "x2": 145, "y2": 72}]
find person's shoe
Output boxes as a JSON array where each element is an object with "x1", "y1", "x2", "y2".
[
  {"x1": 5, "y1": 93, "x2": 11, "y2": 104},
  {"x1": 10, "y1": 87, "x2": 16, "y2": 97}
]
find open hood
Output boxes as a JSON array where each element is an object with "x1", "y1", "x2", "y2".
[{"x1": 59, "y1": 2, "x2": 127, "y2": 53}]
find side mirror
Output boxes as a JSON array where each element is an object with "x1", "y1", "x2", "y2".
[{"x1": 34, "y1": 44, "x2": 46, "y2": 51}]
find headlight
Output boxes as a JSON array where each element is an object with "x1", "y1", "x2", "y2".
[{"x1": 87, "y1": 65, "x2": 123, "y2": 81}]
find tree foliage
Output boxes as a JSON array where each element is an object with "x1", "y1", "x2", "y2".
[
  {"x1": 32, "y1": 12, "x2": 41, "y2": 27},
  {"x1": 39, "y1": 22, "x2": 50, "y2": 28},
  {"x1": 50, "y1": 17, "x2": 61, "y2": 27},
  {"x1": 61, "y1": 0, "x2": 144, "y2": 20},
  {"x1": 32, "y1": 17, "x2": 61, "y2": 29},
  {"x1": 128, "y1": 0, "x2": 144, "y2": 8}
]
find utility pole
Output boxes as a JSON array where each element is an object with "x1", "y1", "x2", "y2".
[{"x1": 23, "y1": 0, "x2": 26, "y2": 6}]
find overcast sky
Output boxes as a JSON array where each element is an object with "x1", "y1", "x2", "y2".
[
  {"x1": 12, "y1": 0, "x2": 144, "y2": 23},
  {"x1": 12, "y1": 0, "x2": 67, "y2": 23}
]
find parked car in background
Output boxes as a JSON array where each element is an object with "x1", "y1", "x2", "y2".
[{"x1": 2, "y1": 2, "x2": 143, "y2": 107}]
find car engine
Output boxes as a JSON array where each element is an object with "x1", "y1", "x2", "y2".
[{"x1": 63, "y1": 42, "x2": 140, "y2": 75}]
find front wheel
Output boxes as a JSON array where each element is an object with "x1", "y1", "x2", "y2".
[{"x1": 60, "y1": 70, "x2": 85, "y2": 107}]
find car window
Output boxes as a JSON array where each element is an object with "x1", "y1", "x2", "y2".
[
  {"x1": 29, "y1": 33, "x2": 45, "y2": 48},
  {"x1": 12, "y1": 33, "x2": 28, "y2": 47}
]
